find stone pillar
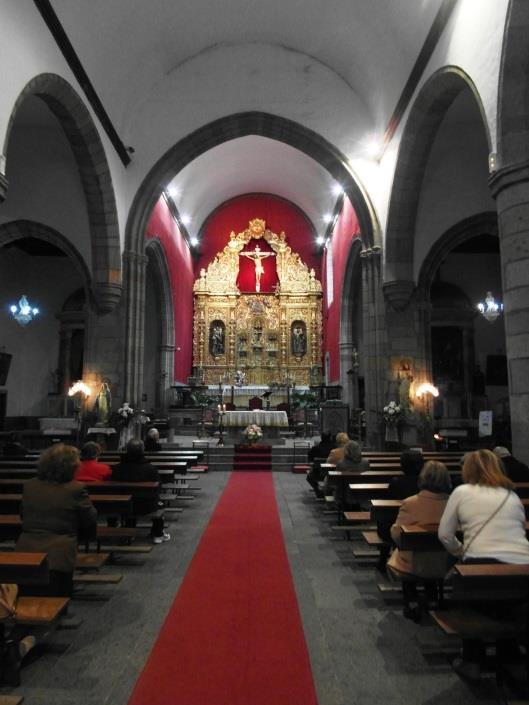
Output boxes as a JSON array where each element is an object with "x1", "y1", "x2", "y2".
[
  {"x1": 339, "y1": 340, "x2": 357, "y2": 408},
  {"x1": 361, "y1": 246, "x2": 385, "y2": 448},
  {"x1": 490, "y1": 161, "x2": 529, "y2": 461},
  {"x1": 122, "y1": 250, "x2": 148, "y2": 407},
  {"x1": 158, "y1": 343, "x2": 175, "y2": 411}
]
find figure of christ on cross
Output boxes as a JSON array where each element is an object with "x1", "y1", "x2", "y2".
[{"x1": 240, "y1": 244, "x2": 276, "y2": 292}]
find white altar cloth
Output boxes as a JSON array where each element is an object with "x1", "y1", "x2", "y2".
[{"x1": 223, "y1": 410, "x2": 289, "y2": 428}]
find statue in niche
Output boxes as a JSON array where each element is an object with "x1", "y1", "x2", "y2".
[
  {"x1": 210, "y1": 323, "x2": 225, "y2": 356},
  {"x1": 94, "y1": 381, "x2": 112, "y2": 426},
  {"x1": 292, "y1": 325, "x2": 306, "y2": 355},
  {"x1": 397, "y1": 361, "x2": 414, "y2": 410}
]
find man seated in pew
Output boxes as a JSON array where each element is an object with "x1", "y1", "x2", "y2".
[
  {"x1": 387, "y1": 461, "x2": 451, "y2": 622},
  {"x1": 1, "y1": 432, "x2": 29, "y2": 457},
  {"x1": 306, "y1": 433, "x2": 335, "y2": 498},
  {"x1": 493, "y1": 445, "x2": 529, "y2": 482},
  {"x1": 377, "y1": 450, "x2": 426, "y2": 548},
  {"x1": 16, "y1": 444, "x2": 97, "y2": 597},
  {"x1": 438, "y1": 449, "x2": 529, "y2": 681},
  {"x1": 112, "y1": 439, "x2": 170, "y2": 544},
  {"x1": 145, "y1": 427, "x2": 162, "y2": 452},
  {"x1": 74, "y1": 442, "x2": 112, "y2": 482}
]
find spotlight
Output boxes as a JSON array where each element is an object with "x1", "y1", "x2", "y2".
[
  {"x1": 190, "y1": 237, "x2": 199, "y2": 247},
  {"x1": 322, "y1": 213, "x2": 333, "y2": 224},
  {"x1": 331, "y1": 183, "x2": 344, "y2": 196},
  {"x1": 316, "y1": 236, "x2": 325, "y2": 246},
  {"x1": 167, "y1": 185, "x2": 180, "y2": 199},
  {"x1": 181, "y1": 214, "x2": 192, "y2": 226}
]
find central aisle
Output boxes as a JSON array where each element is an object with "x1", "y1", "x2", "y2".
[{"x1": 128, "y1": 471, "x2": 319, "y2": 705}]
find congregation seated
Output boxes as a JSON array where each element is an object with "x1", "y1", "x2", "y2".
[
  {"x1": 112, "y1": 439, "x2": 169, "y2": 544},
  {"x1": 325, "y1": 432, "x2": 349, "y2": 465},
  {"x1": 74, "y1": 442, "x2": 112, "y2": 482},
  {"x1": 16, "y1": 443, "x2": 97, "y2": 598},
  {"x1": 2, "y1": 432, "x2": 29, "y2": 457},
  {"x1": 493, "y1": 445, "x2": 529, "y2": 481},
  {"x1": 388, "y1": 449, "x2": 424, "y2": 499},
  {"x1": 335, "y1": 441, "x2": 370, "y2": 473},
  {"x1": 306, "y1": 433, "x2": 335, "y2": 497},
  {"x1": 438, "y1": 449, "x2": 529, "y2": 681},
  {"x1": 387, "y1": 461, "x2": 451, "y2": 622},
  {"x1": 145, "y1": 427, "x2": 162, "y2": 452}
]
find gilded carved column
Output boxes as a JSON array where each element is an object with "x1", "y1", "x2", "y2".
[{"x1": 490, "y1": 160, "x2": 529, "y2": 461}]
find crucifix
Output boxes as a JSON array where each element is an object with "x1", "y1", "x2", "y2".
[{"x1": 240, "y1": 244, "x2": 276, "y2": 292}]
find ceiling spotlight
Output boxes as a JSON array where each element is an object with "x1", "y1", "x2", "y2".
[
  {"x1": 322, "y1": 213, "x2": 333, "y2": 224},
  {"x1": 167, "y1": 185, "x2": 180, "y2": 199},
  {"x1": 331, "y1": 183, "x2": 344, "y2": 197},
  {"x1": 190, "y1": 237, "x2": 199, "y2": 247},
  {"x1": 181, "y1": 214, "x2": 192, "y2": 226},
  {"x1": 316, "y1": 235, "x2": 325, "y2": 246},
  {"x1": 365, "y1": 136, "x2": 383, "y2": 160}
]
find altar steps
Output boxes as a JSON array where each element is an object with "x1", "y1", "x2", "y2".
[{"x1": 232, "y1": 446, "x2": 272, "y2": 472}]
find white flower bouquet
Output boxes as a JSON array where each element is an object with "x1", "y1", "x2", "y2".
[
  {"x1": 118, "y1": 402, "x2": 134, "y2": 420},
  {"x1": 243, "y1": 424, "x2": 263, "y2": 444},
  {"x1": 383, "y1": 400, "x2": 401, "y2": 425}
]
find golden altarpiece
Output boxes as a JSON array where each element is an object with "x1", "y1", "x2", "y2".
[{"x1": 192, "y1": 219, "x2": 322, "y2": 386}]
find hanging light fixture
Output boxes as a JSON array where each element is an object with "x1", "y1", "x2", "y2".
[
  {"x1": 9, "y1": 295, "x2": 39, "y2": 326},
  {"x1": 477, "y1": 291, "x2": 503, "y2": 323}
]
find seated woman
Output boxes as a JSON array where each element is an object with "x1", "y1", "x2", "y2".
[
  {"x1": 333, "y1": 441, "x2": 370, "y2": 508},
  {"x1": 438, "y1": 449, "x2": 529, "y2": 681},
  {"x1": 378, "y1": 449, "x2": 425, "y2": 546},
  {"x1": 112, "y1": 439, "x2": 169, "y2": 543},
  {"x1": 16, "y1": 444, "x2": 97, "y2": 597},
  {"x1": 387, "y1": 461, "x2": 451, "y2": 621},
  {"x1": 326, "y1": 432, "x2": 350, "y2": 465},
  {"x1": 75, "y1": 441, "x2": 112, "y2": 482},
  {"x1": 306, "y1": 432, "x2": 335, "y2": 497}
]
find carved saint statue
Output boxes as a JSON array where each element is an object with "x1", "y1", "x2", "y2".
[
  {"x1": 397, "y1": 361, "x2": 414, "y2": 410},
  {"x1": 210, "y1": 324, "x2": 225, "y2": 356},
  {"x1": 292, "y1": 326, "x2": 306, "y2": 355},
  {"x1": 240, "y1": 245, "x2": 276, "y2": 292}
]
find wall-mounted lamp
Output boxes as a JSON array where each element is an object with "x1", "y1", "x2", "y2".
[
  {"x1": 415, "y1": 382, "x2": 439, "y2": 398},
  {"x1": 10, "y1": 295, "x2": 39, "y2": 326}
]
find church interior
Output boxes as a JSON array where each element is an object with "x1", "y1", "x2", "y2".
[{"x1": 1, "y1": 1, "x2": 529, "y2": 703}]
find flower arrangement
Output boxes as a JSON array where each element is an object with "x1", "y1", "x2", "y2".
[
  {"x1": 383, "y1": 401, "x2": 401, "y2": 425},
  {"x1": 118, "y1": 402, "x2": 134, "y2": 420},
  {"x1": 243, "y1": 424, "x2": 263, "y2": 444}
]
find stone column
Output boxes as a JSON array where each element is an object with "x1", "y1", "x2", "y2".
[
  {"x1": 158, "y1": 343, "x2": 175, "y2": 411},
  {"x1": 122, "y1": 250, "x2": 148, "y2": 407},
  {"x1": 361, "y1": 246, "x2": 385, "y2": 448},
  {"x1": 490, "y1": 161, "x2": 529, "y2": 461}
]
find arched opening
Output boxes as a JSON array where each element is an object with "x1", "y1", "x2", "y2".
[{"x1": 0, "y1": 221, "x2": 90, "y2": 426}]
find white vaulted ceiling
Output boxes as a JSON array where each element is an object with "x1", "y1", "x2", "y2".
[{"x1": 46, "y1": 0, "x2": 447, "y2": 239}]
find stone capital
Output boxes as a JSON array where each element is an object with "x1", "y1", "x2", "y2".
[
  {"x1": 489, "y1": 158, "x2": 529, "y2": 198},
  {"x1": 382, "y1": 280, "x2": 415, "y2": 312},
  {"x1": 92, "y1": 281, "x2": 122, "y2": 314}
]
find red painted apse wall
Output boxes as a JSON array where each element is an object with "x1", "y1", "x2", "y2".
[
  {"x1": 322, "y1": 196, "x2": 361, "y2": 383},
  {"x1": 146, "y1": 197, "x2": 195, "y2": 383}
]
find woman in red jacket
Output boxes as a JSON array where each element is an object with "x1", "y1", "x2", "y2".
[{"x1": 75, "y1": 442, "x2": 112, "y2": 482}]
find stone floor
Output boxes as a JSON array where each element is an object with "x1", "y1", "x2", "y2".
[{"x1": 0, "y1": 470, "x2": 512, "y2": 705}]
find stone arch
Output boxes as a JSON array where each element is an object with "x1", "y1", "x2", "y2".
[
  {"x1": 3, "y1": 73, "x2": 121, "y2": 313},
  {"x1": 417, "y1": 212, "x2": 498, "y2": 296},
  {"x1": 144, "y1": 238, "x2": 175, "y2": 410},
  {"x1": 384, "y1": 67, "x2": 491, "y2": 293},
  {"x1": 122, "y1": 111, "x2": 380, "y2": 403},
  {"x1": 496, "y1": 0, "x2": 529, "y2": 166},
  {"x1": 0, "y1": 219, "x2": 91, "y2": 294}
]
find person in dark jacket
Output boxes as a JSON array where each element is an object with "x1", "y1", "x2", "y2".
[
  {"x1": 112, "y1": 439, "x2": 169, "y2": 543},
  {"x1": 493, "y1": 446, "x2": 529, "y2": 482},
  {"x1": 145, "y1": 427, "x2": 162, "y2": 452},
  {"x1": 306, "y1": 433, "x2": 335, "y2": 497},
  {"x1": 16, "y1": 443, "x2": 97, "y2": 597}
]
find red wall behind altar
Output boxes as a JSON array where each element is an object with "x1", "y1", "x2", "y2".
[
  {"x1": 322, "y1": 196, "x2": 361, "y2": 384},
  {"x1": 195, "y1": 194, "x2": 321, "y2": 281},
  {"x1": 146, "y1": 197, "x2": 194, "y2": 383}
]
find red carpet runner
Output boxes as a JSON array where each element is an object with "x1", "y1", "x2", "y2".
[
  {"x1": 233, "y1": 443, "x2": 272, "y2": 471},
  {"x1": 128, "y1": 472, "x2": 318, "y2": 705}
]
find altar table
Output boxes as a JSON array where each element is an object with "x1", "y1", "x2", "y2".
[{"x1": 223, "y1": 410, "x2": 289, "y2": 428}]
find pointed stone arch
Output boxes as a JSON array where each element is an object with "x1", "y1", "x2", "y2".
[
  {"x1": 123, "y1": 111, "x2": 380, "y2": 403},
  {"x1": 2, "y1": 73, "x2": 121, "y2": 313}
]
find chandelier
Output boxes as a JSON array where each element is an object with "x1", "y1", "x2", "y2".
[
  {"x1": 10, "y1": 295, "x2": 39, "y2": 326},
  {"x1": 477, "y1": 291, "x2": 503, "y2": 323}
]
